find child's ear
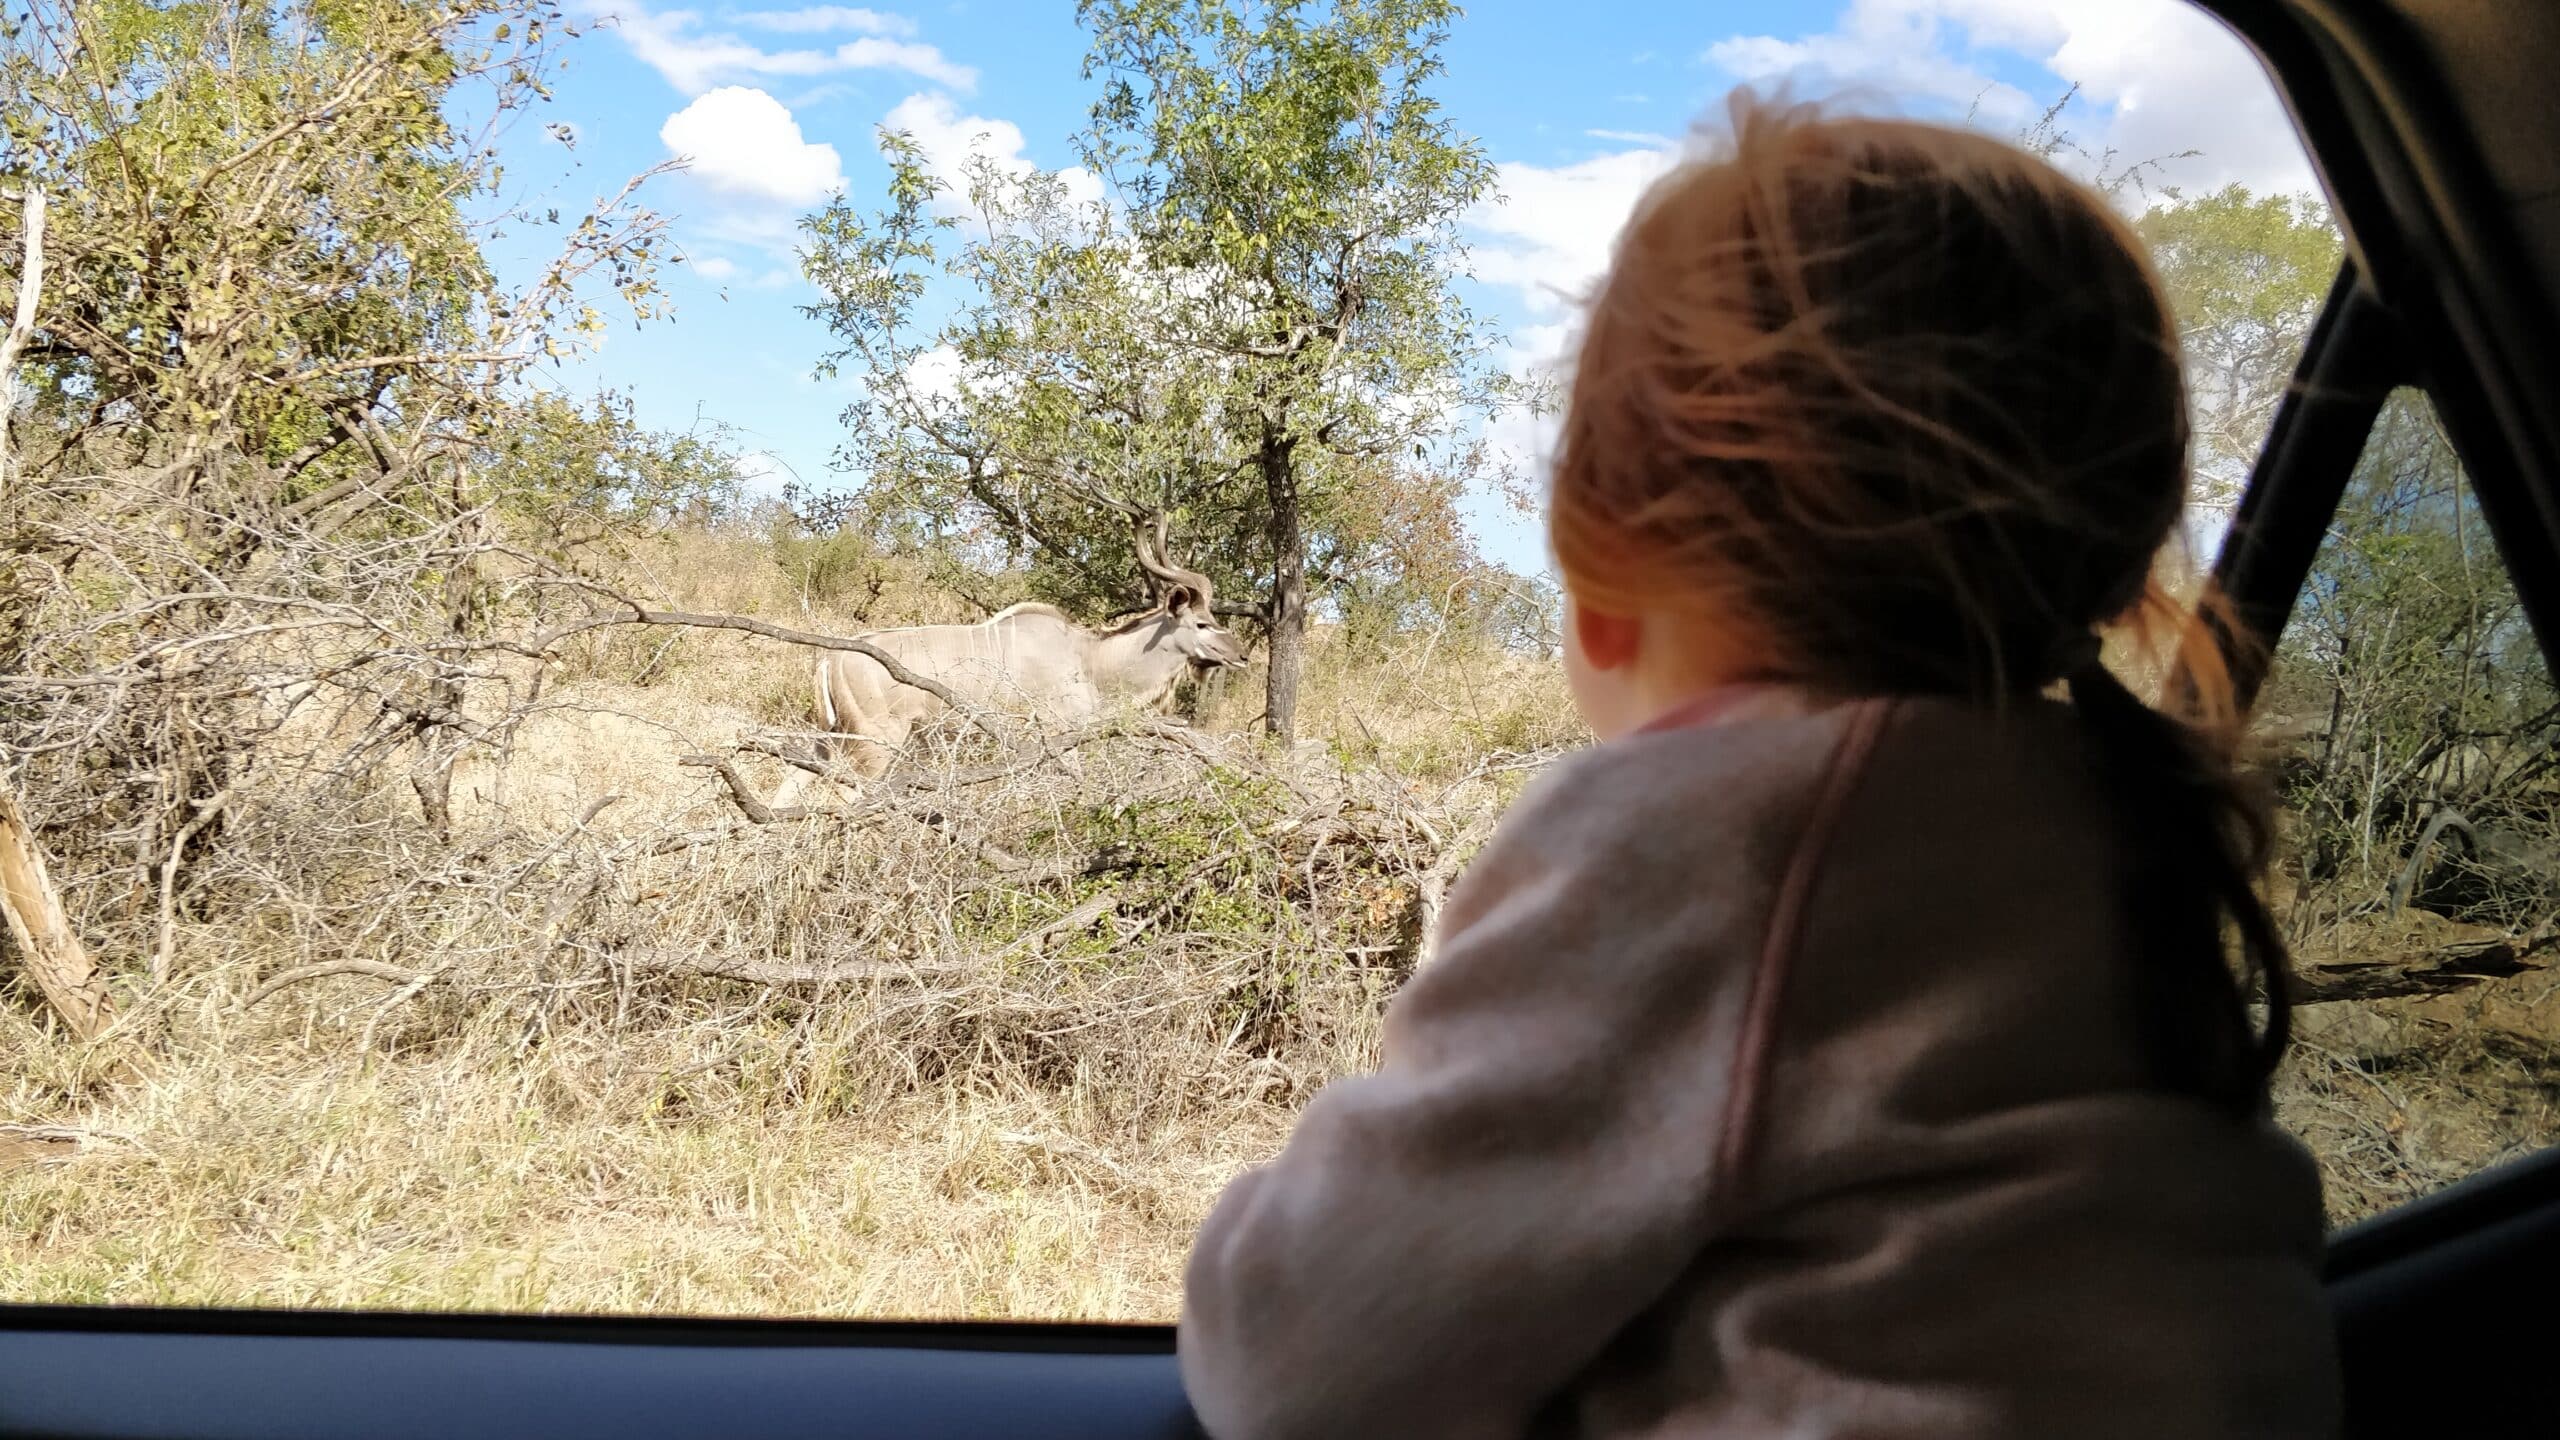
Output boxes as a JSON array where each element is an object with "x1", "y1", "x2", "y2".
[{"x1": 1572, "y1": 602, "x2": 1642, "y2": 672}]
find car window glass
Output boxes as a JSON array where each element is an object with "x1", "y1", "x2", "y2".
[
  {"x1": 2269, "y1": 389, "x2": 2560, "y2": 1224},
  {"x1": 0, "y1": 0, "x2": 2331, "y2": 1322}
]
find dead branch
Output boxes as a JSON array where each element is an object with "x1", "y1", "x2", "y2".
[
  {"x1": 622, "y1": 888, "x2": 1116, "y2": 989},
  {"x1": 0, "y1": 784, "x2": 115, "y2": 1040},
  {"x1": 622, "y1": 949, "x2": 974, "y2": 987},
  {"x1": 1411, "y1": 810, "x2": 1495, "y2": 969},
  {"x1": 354, "y1": 968, "x2": 441, "y2": 1054},
  {"x1": 241, "y1": 959, "x2": 432, "y2": 1011},
  {"x1": 679, "y1": 754, "x2": 804, "y2": 825},
  {"x1": 743, "y1": 716, "x2": 1187, "y2": 794},
  {"x1": 2294, "y1": 925, "x2": 2560, "y2": 1004},
  {"x1": 542, "y1": 590, "x2": 1007, "y2": 743},
  {"x1": 151, "y1": 782, "x2": 238, "y2": 987},
  {"x1": 686, "y1": 718, "x2": 1211, "y2": 834},
  {"x1": 1016, "y1": 890, "x2": 1121, "y2": 954},
  {"x1": 951, "y1": 847, "x2": 1144, "y2": 894},
  {"x1": 0, "y1": 1123, "x2": 107, "y2": 1170}
]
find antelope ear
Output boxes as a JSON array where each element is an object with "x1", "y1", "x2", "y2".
[{"x1": 1165, "y1": 584, "x2": 1200, "y2": 614}]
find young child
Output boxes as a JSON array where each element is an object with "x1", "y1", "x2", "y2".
[{"x1": 1177, "y1": 94, "x2": 2341, "y2": 1439}]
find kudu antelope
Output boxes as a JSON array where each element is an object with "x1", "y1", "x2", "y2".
[{"x1": 811, "y1": 519, "x2": 1248, "y2": 775}]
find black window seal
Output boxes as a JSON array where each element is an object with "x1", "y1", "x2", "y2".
[{"x1": 2205, "y1": 260, "x2": 2402, "y2": 713}]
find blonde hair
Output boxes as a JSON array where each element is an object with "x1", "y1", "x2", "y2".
[{"x1": 1554, "y1": 91, "x2": 2288, "y2": 1110}]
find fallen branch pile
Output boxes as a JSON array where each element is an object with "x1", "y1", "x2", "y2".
[{"x1": 183, "y1": 717, "x2": 1527, "y2": 1126}]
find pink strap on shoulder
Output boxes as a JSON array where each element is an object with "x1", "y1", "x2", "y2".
[{"x1": 1714, "y1": 696, "x2": 1897, "y2": 1184}]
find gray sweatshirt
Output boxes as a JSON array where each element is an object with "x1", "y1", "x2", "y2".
[{"x1": 1179, "y1": 690, "x2": 2340, "y2": 1439}]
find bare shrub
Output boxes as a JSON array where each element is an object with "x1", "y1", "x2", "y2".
[{"x1": 235, "y1": 722, "x2": 1512, "y2": 1112}]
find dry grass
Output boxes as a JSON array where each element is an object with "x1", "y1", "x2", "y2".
[
  {"x1": 1198, "y1": 626, "x2": 1588, "y2": 777},
  {"x1": 2279, "y1": 932, "x2": 2560, "y2": 1226},
  {"x1": 0, "y1": 552, "x2": 1559, "y2": 1317},
  {"x1": 0, "y1": 1013, "x2": 1279, "y2": 1317},
  {"x1": 0, "y1": 729, "x2": 1424, "y2": 1319},
  {"x1": 3, "y1": 528, "x2": 2550, "y2": 1319}
]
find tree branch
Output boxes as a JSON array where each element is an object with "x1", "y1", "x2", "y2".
[
  {"x1": 540, "y1": 588, "x2": 1008, "y2": 743},
  {"x1": 2295, "y1": 924, "x2": 2560, "y2": 1004},
  {"x1": 0, "y1": 784, "x2": 116, "y2": 1041},
  {"x1": 621, "y1": 948, "x2": 972, "y2": 986},
  {"x1": 241, "y1": 958, "x2": 431, "y2": 1011}
]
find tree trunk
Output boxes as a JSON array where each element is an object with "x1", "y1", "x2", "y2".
[
  {"x1": 0, "y1": 187, "x2": 45, "y2": 489},
  {"x1": 0, "y1": 786, "x2": 116, "y2": 1041},
  {"x1": 1261, "y1": 423, "x2": 1306, "y2": 744},
  {"x1": 411, "y1": 463, "x2": 479, "y2": 844}
]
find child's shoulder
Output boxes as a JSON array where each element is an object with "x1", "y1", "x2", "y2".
[
  {"x1": 1513, "y1": 698, "x2": 1882, "y2": 842},
  {"x1": 1446, "y1": 700, "x2": 1891, "y2": 930},
  {"x1": 1496, "y1": 694, "x2": 2095, "y2": 876}
]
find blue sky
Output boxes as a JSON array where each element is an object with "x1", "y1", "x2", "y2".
[{"x1": 489, "y1": 0, "x2": 2317, "y2": 575}]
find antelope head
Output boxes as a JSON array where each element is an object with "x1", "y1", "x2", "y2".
[{"x1": 1134, "y1": 514, "x2": 1247, "y2": 671}]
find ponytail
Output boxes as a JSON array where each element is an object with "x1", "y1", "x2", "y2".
[{"x1": 2061, "y1": 620, "x2": 2291, "y2": 1116}]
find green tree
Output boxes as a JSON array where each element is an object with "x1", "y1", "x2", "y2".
[
  {"x1": 2137, "y1": 186, "x2": 2342, "y2": 505},
  {"x1": 1079, "y1": 0, "x2": 1507, "y2": 740},
  {"x1": 802, "y1": 137, "x2": 1255, "y2": 623},
  {"x1": 0, "y1": 0, "x2": 694, "y2": 917},
  {"x1": 2270, "y1": 391, "x2": 2556, "y2": 929},
  {"x1": 802, "y1": 0, "x2": 1512, "y2": 743}
]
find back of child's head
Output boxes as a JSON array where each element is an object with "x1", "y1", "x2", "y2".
[{"x1": 1555, "y1": 91, "x2": 2289, "y2": 1112}]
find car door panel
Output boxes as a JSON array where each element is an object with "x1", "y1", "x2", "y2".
[
  {"x1": 2322, "y1": 1147, "x2": 2560, "y2": 1438},
  {"x1": 0, "y1": 1310, "x2": 1202, "y2": 1440}
]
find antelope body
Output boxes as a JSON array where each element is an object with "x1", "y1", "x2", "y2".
[{"x1": 811, "y1": 521, "x2": 1246, "y2": 775}]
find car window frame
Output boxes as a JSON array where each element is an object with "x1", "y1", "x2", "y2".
[
  {"x1": 2198, "y1": 0, "x2": 2560, "y2": 677},
  {"x1": 2186, "y1": 0, "x2": 2560, "y2": 1276}
]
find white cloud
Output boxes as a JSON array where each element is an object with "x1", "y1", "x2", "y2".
[
  {"x1": 1705, "y1": 16, "x2": 2036, "y2": 125},
  {"x1": 1469, "y1": 142, "x2": 1684, "y2": 320},
  {"x1": 900, "y1": 339, "x2": 1028, "y2": 409},
  {"x1": 833, "y1": 38, "x2": 976, "y2": 92},
  {"x1": 735, "y1": 5, "x2": 916, "y2": 35},
  {"x1": 882, "y1": 92, "x2": 1108, "y2": 214},
  {"x1": 1481, "y1": 399, "x2": 1560, "y2": 532},
  {"x1": 662, "y1": 87, "x2": 846, "y2": 205},
  {"x1": 598, "y1": 1, "x2": 976, "y2": 96},
  {"x1": 690, "y1": 254, "x2": 739, "y2": 280},
  {"x1": 1470, "y1": 0, "x2": 2312, "y2": 346},
  {"x1": 1465, "y1": 142, "x2": 1685, "y2": 526},
  {"x1": 779, "y1": 81, "x2": 859, "y2": 109},
  {"x1": 1704, "y1": 0, "x2": 2317, "y2": 200},
  {"x1": 732, "y1": 449, "x2": 804, "y2": 498},
  {"x1": 1503, "y1": 322, "x2": 1572, "y2": 379},
  {"x1": 607, "y1": 6, "x2": 828, "y2": 93},
  {"x1": 906, "y1": 342, "x2": 969, "y2": 406},
  {"x1": 697, "y1": 205, "x2": 805, "y2": 255},
  {"x1": 1456, "y1": 1, "x2": 2322, "y2": 566}
]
